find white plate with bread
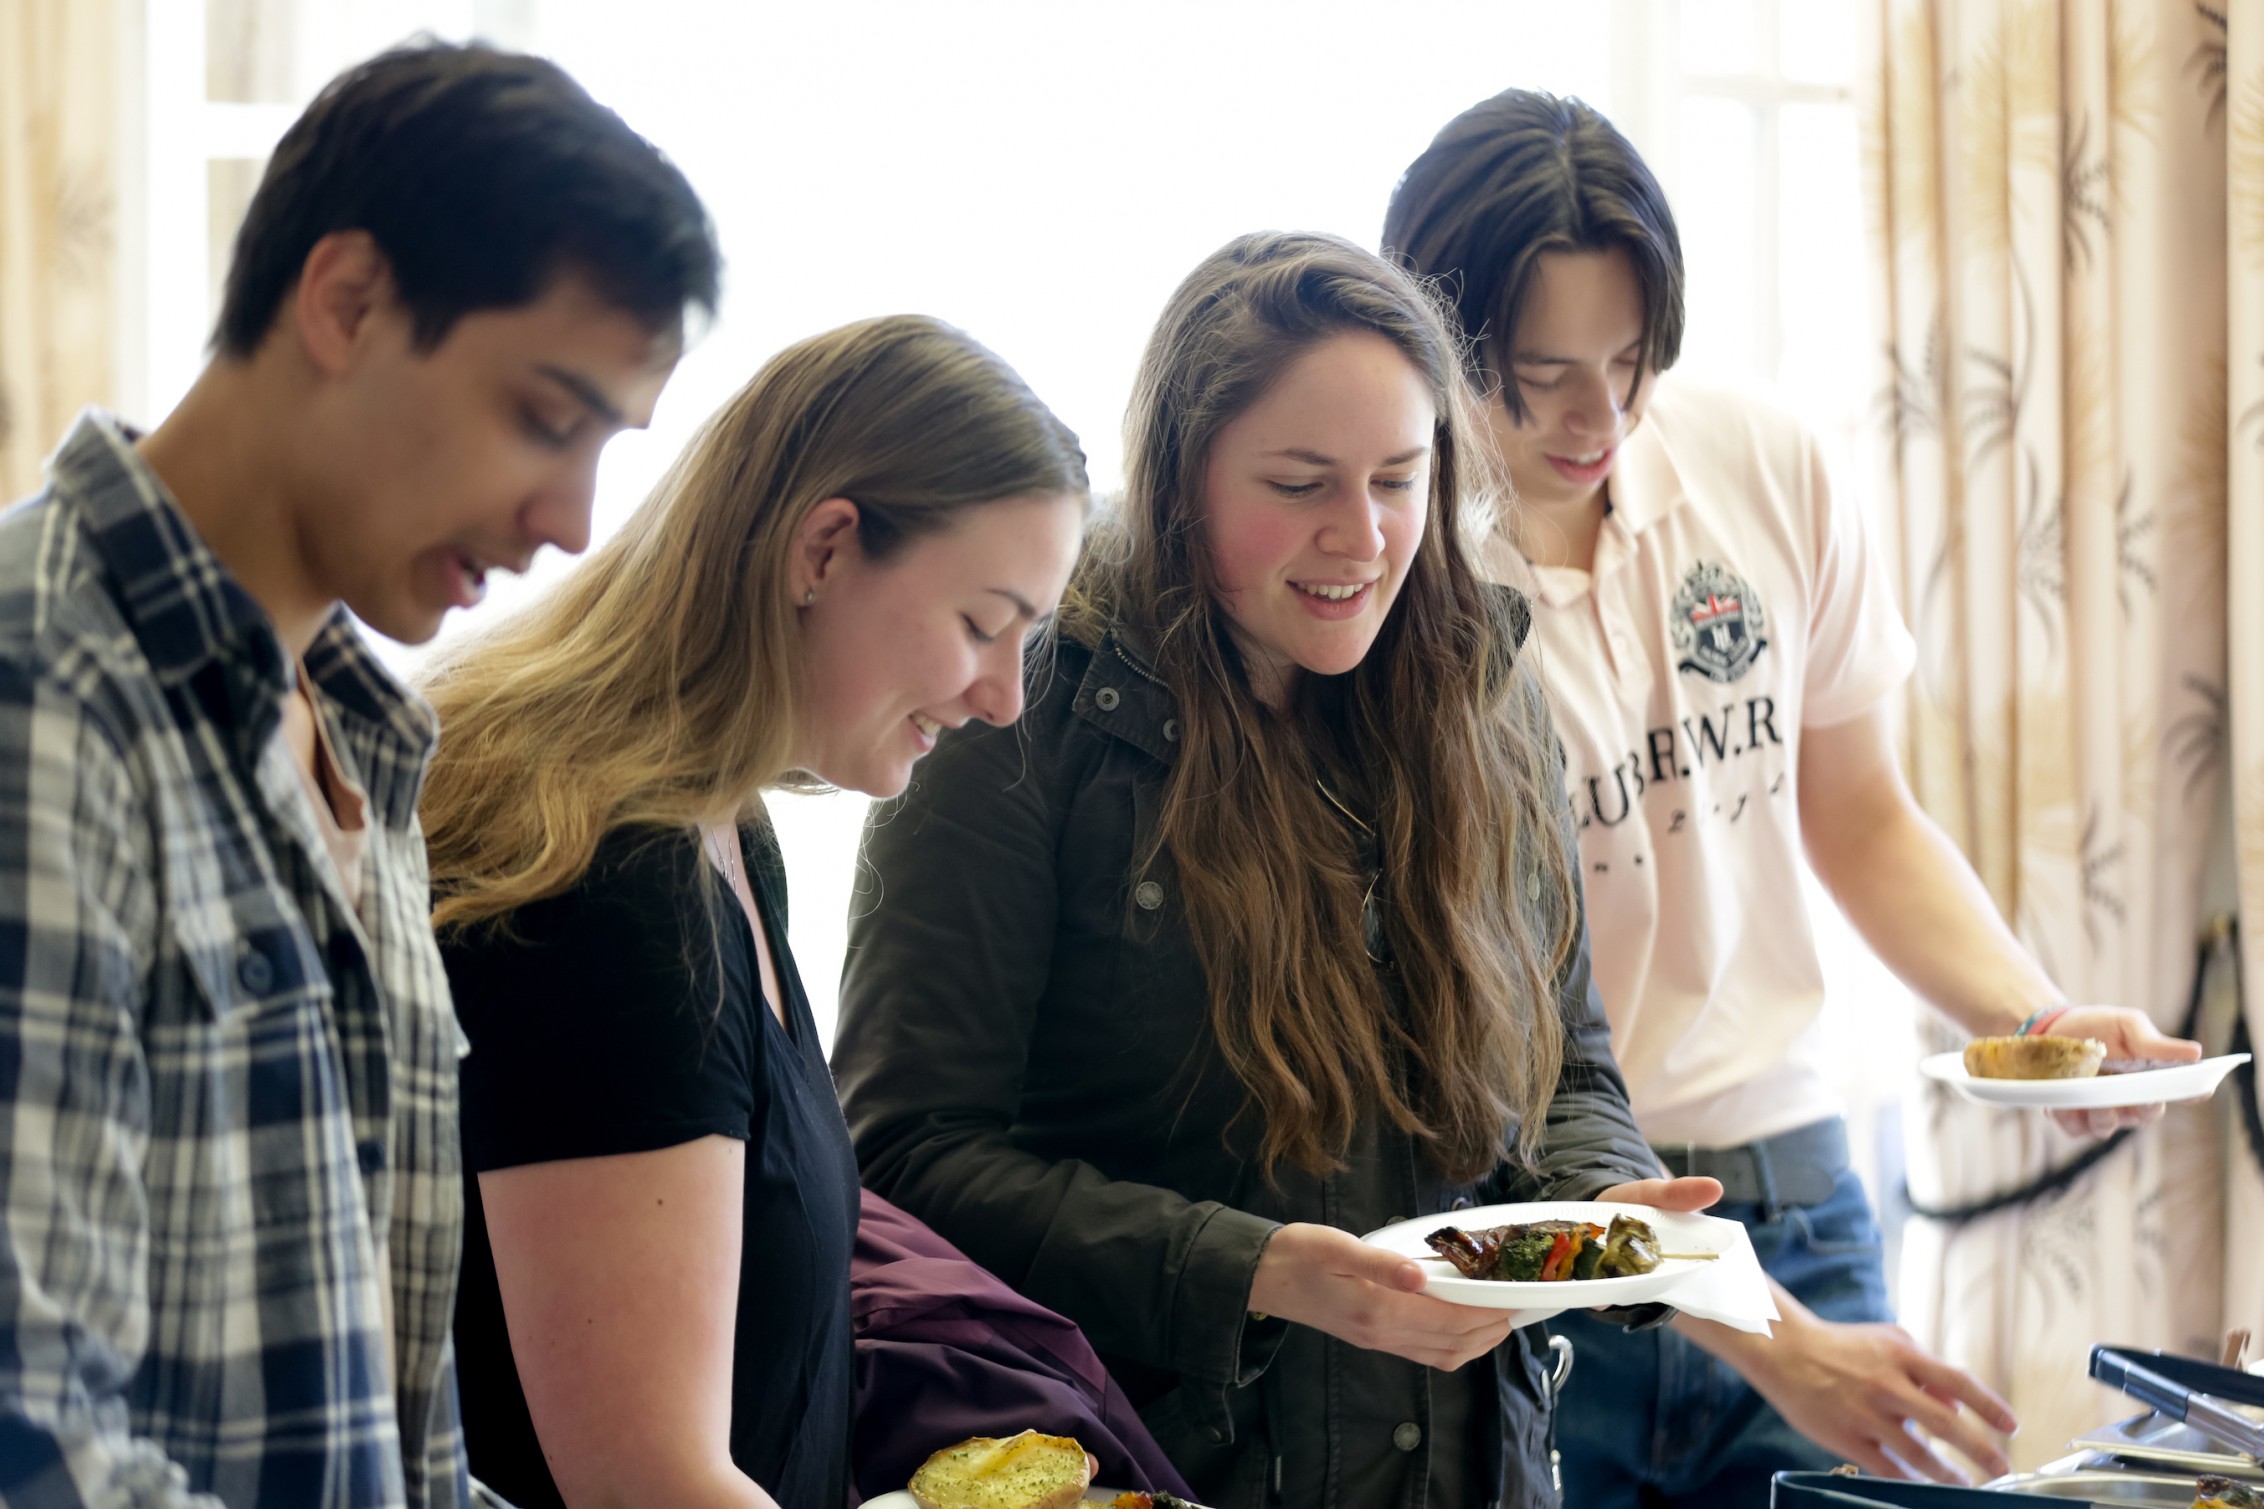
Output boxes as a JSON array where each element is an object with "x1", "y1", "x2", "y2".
[
  {"x1": 1922, "y1": 1039, "x2": 2249, "y2": 1109},
  {"x1": 864, "y1": 1431, "x2": 1208, "y2": 1509},
  {"x1": 862, "y1": 1495, "x2": 1171, "y2": 1509}
]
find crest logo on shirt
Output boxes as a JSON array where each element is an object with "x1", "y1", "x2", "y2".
[{"x1": 1670, "y1": 560, "x2": 1768, "y2": 684}]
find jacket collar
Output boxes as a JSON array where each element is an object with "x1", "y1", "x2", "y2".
[{"x1": 1071, "y1": 621, "x2": 1180, "y2": 766}]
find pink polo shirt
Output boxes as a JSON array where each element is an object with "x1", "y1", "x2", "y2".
[{"x1": 1521, "y1": 379, "x2": 1916, "y2": 1149}]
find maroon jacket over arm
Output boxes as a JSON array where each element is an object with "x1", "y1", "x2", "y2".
[{"x1": 852, "y1": 1189, "x2": 1195, "y2": 1505}]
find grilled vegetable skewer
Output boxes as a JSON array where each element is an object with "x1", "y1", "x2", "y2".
[{"x1": 1423, "y1": 1214, "x2": 1687, "y2": 1282}]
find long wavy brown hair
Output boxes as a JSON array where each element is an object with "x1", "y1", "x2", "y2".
[
  {"x1": 421, "y1": 314, "x2": 1088, "y2": 932},
  {"x1": 1061, "y1": 231, "x2": 1577, "y2": 1183}
]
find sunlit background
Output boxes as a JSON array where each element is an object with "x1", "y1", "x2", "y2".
[{"x1": 125, "y1": 0, "x2": 1908, "y2": 1261}]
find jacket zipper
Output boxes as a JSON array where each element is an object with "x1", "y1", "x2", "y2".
[{"x1": 1110, "y1": 639, "x2": 1168, "y2": 689}]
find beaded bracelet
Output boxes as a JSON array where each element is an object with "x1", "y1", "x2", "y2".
[{"x1": 2018, "y1": 1005, "x2": 2071, "y2": 1037}]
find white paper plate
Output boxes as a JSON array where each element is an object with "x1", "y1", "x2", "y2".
[
  {"x1": 1919, "y1": 1051, "x2": 2250, "y2": 1109},
  {"x1": 1361, "y1": 1201, "x2": 1726, "y2": 1314}
]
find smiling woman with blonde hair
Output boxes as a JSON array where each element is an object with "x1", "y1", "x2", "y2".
[{"x1": 420, "y1": 313, "x2": 1088, "y2": 1509}]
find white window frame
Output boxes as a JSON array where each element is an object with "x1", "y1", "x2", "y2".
[
  {"x1": 114, "y1": 0, "x2": 526, "y2": 423},
  {"x1": 1611, "y1": 0, "x2": 1858, "y2": 395}
]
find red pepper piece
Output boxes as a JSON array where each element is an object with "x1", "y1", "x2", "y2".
[{"x1": 1539, "y1": 1230, "x2": 1576, "y2": 1282}]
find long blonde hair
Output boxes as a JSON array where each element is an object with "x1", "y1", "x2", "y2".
[
  {"x1": 422, "y1": 314, "x2": 1088, "y2": 932},
  {"x1": 1062, "y1": 232, "x2": 1575, "y2": 1183}
]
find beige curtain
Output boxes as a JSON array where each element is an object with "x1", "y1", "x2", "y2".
[
  {"x1": 0, "y1": 0, "x2": 118, "y2": 501},
  {"x1": 1862, "y1": 0, "x2": 2264, "y2": 1471}
]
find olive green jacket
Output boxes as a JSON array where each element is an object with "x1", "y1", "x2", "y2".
[{"x1": 834, "y1": 602, "x2": 1660, "y2": 1509}]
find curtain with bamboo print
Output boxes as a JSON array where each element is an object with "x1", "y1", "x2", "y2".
[
  {"x1": 1862, "y1": 0, "x2": 2264, "y2": 1470},
  {"x1": 0, "y1": 0, "x2": 117, "y2": 502}
]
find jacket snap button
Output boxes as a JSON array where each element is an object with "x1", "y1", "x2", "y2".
[
  {"x1": 1451, "y1": 1195, "x2": 1472, "y2": 1211},
  {"x1": 1094, "y1": 686, "x2": 1121, "y2": 711},
  {"x1": 1207, "y1": 1425, "x2": 1225, "y2": 1443},
  {"x1": 236, "y1": 949, "x2": 274, "y2": 994},
  {"x1": 1134, "y1": 881, "x2": 1164, "y2": 911},
  {"x1": 1393, "y1": 1421, "x2": 1422, "y2": 1452},
  {"x1": 1163, "y1": 718, "x2": 1179, "y2": 741}
]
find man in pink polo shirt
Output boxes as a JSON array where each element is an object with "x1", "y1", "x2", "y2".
[{"x1": 1383, "y1": 89, "x2": 2203, "y2": 1507}]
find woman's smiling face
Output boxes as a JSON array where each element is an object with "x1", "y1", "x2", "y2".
[
  {"x1": 792, "y1": 490, "x2": 1083, "y2": 797},
  {"x1": 1200, "y1": 329, "x2": 1436, "y2": 702}
]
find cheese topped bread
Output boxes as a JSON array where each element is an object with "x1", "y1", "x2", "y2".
[
  {"x1": 908, "y1": 1431, "x2": 1093, "y2": 1509},
  {"x1": 1963, "y1": 1034, "x2": 2108, "y2": 1080}
]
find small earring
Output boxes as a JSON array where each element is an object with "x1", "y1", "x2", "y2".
[{"x1": 803, "y1": 587, "x2": 817, "y2": 605}]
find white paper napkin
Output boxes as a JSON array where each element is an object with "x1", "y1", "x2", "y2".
[{"x1": 1650, "y1": 1208, "x2": 1779, "y2": 1335}]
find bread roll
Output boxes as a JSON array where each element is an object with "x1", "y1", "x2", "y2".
[
  {"x1": 1962, "y1": 1034, "x2": 2107, "y2": 1080},
  {"x1": 909, "y1": 1431, "x2": 1093, "y2": 1509}
]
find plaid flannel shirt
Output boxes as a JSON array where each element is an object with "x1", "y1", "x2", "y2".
[{"x1": 0, "y1": 413, "x2": 475, "y2": 1507}]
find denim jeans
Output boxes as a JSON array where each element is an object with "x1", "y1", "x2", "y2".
[{"x1": 1550, "y1": 1161, "x2": 1892, "y2": 1508}]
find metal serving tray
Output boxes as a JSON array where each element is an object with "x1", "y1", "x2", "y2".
[
  {"x1": 2090, "y1": 1347, "x2": 2264, "y2": 1462},
  {"x1": 1986, "y1": 1466, "x2": 2235, "y2": 1505},
  {"x1": 2072, "y1": 1409, "x2": 2264, "y2": 1478}
]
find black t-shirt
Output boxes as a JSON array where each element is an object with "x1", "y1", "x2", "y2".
[{"x1": 446, "y1": 823, "x2": 858, "y2": 1509}]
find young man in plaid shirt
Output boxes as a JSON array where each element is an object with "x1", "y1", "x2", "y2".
[{"x1": 0, "y1": 42, "x2": 717, "y2": 1507}]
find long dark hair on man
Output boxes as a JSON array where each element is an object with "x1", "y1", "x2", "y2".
[{"x1": 1382, "y1": 87, "x2": 1684, "y2": 419}]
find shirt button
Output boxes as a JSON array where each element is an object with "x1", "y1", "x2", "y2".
[
  {"x1": 1134, "y1": 880, "x2": 1165, "y2": 911},
  {"x1": 356, "y1": 1138, "x2": 387, "y2": 1176},
  {"x1": 1451, "y1": 1195, "x2": 1473, "y2": 1211},
  {"x1": 236, "y1": 949, "x2": 274, "y2": 994},
  {"x1": 1393, "y1": 1421, "x2": 1422, "y2": 1452},
  {"x1": 1094, "y1": 686, "x2": 1121, "y2": 711},
  {"x1": 1207, "y1": 1425, "x2": 1226, "y2": 1443},
  {"x1": 1163, "y1": 718, "x2": 1179, "y2": 742}
]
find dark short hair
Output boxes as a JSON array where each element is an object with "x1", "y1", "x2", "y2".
[
  {"x1": 214, "y1": 40, "x2": 721, "y2": 357},
  {"x1": 1381, "y1": 89, "x2": 1683, "y2": 422}
]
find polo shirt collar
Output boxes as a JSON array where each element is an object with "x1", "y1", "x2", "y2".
[
  {"x1": 1601, "y1": 405, "x2": 1689, "y2": 537},
  {"x1": 1522, "y1": 403, "x2": 1692, "y2": 609}
]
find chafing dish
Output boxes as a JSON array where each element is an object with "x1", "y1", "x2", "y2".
[
  {"x1": 1986, "y1": 1463, "x2": 2244, "y2": 1504},
  {"x1": 1984, "y1": 1410, "x2": 2264, "y2": 1504}
]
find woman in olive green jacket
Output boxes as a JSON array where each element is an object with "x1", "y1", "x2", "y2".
[{"x1": 834, "y1": 232, "x2": 1715, "y2": 1509}]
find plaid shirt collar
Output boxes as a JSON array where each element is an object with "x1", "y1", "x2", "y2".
[{"x1": 53, "y1": 410, "x2": 438, "y2": 811}]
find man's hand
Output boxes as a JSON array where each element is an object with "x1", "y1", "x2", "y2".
[
  {"x1": 2037, "y1": 1006, "x2": 2204, "y2": 1136},
  {"x1": 1680, "y1": 1292, "x2": 2018, "y2": 1483}
]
